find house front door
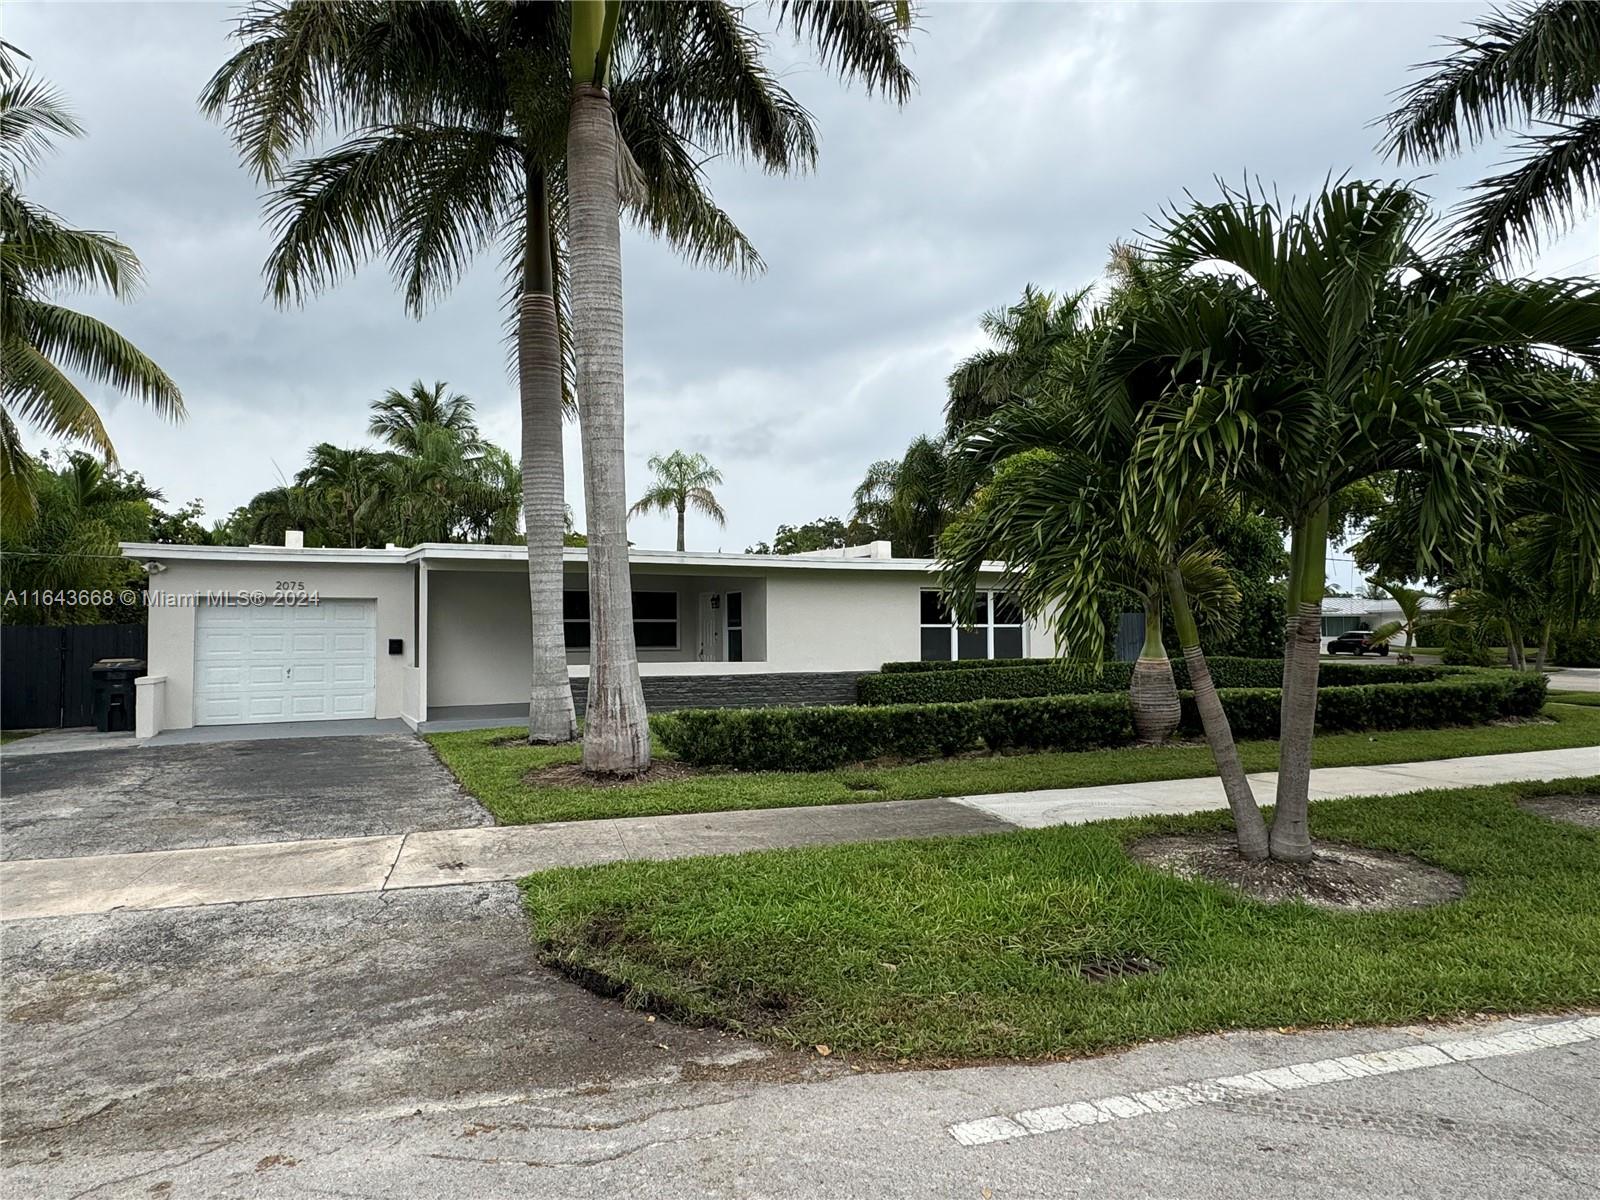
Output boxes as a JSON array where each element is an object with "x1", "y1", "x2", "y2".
[{"x1": 696, "y1": 592, "x2": 724, "y2": 662}]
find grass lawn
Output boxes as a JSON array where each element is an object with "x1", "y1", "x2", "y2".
[
  {"x1": 522, "y1": 775, "x2": 1600, "y2": 1062},
  {"x1": 0, "y1": 730, "x2": 39, "y2": 745},
  {"x1": 429, "y1": 703, "x2": 1600, "y2": 825},
  {"x1": 1548, "y1": 690, "x2": 1600, "y2": 707}
]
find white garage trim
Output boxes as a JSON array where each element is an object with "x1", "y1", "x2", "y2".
[{"x1": 193, "y1": 600, "x2": 378, "y2": 726}]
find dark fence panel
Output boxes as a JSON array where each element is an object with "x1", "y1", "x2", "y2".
[
  {"x1": 1115, "y1": 611, "x2": 1146, "y2": 662},
  {"x1": 1, "y1": 624, "x2": 148, "y2": 729}
]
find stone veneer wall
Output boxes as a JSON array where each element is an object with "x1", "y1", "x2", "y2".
[{"x1": 570, "y1": 671, "x2": 861, "y2": 716}]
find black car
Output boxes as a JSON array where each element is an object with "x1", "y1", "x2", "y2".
[{"x1": 1326, "y1": 629, "x2": 1389, "y2": 656}]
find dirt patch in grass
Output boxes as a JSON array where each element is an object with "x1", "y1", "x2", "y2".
[
  {"x1": 522, "y1": 760, "x2": 702, "y2": 789},
  {"x1": 1128, "y1": 833, "x2": 1465, "y2": 912},
  {"x1": 1518, "y1": 793, "x2": 1600, "y2": 828},
  {"x1": 1488, "y1": 714, "x2": 1556, "y2": 727}
]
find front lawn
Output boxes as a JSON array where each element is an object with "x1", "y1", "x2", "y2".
[
  {"x1": 522, "y1": 776, "x2": 1600, "y2": 1062},
  {"x1": 1548, "y1": 690, "x2": 1600, "y2": 707},
  {"x1": 0, "y1": 730, "x2": 39, "y2": 745},
  {"x1": 429, "y1": 702, "x2": 1600, "y2": 825}
]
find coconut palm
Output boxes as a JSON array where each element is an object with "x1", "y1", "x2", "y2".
[
  {"x1": 368, "y1": 379, "x2": 480, "y2": 455},
  {"x1": 1381, "y1": 0, "x2": 1600, "y2": 265},
  {"x1": 567, "y1": 0, "x2": 917, "y2": 774},
  {"x1": 0, "y1": 44, "x2": 183, "y2": 532},
  {"x1": 203, "y1": 1, "x2": 804, "y2": 746},
  {"x1": 628, "y1": 450, "x2": 726, "y2": 551},
  {"x1": 1137, "y1": 179, "x2": 1600, "y2": 861},
  {"x1": 944, "y1": 284, "x2": 1092, "y2": 436}
]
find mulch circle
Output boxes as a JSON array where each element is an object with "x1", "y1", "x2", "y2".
[
  {"x1": 521, "y1": 760, "x2": 701, "y2": 789},
  {"x1": 1517, "y1": 793, "x2": 1600, "y2": 829},
  {"x1": 1127, "y1": 833, "x2": 1465, "y2": 912}
]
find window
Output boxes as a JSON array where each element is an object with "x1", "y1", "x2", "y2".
[
  {"x1": 726, "y1": 591, "x2": 743, "y2": 662},
  {"x1": 563, "y1": 590, "x2": 679, "y2": 650},
  {"x1": 919, "y1": 589, "x2": 1024, "y2": 661}
]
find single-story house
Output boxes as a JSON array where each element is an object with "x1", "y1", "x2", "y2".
[
  {"x1": 1320, "y1": 595, "x2": 1447, "y2": 638},
  {"x1": 119, "y1": 538, "x2": 1058, "y2": 737}
]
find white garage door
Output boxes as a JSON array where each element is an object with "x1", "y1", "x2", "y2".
[{"x1": 194, "y1": 600, "x2": 377, "y2": 725}]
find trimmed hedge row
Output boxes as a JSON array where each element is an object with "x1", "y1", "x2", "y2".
[
  {"x1": 857, "y1": 657, "x2": 1456, "y2": 705},
  {"x1": 878, "y1": 657, "x2": 1059, "y2": 674},
  {"x1": 653, "y1": 671, "x2": 1546, "y2": 771}
]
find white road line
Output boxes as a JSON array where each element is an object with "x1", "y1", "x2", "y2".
[{"x1": 947, "y1": 1016, "x2": 1600, "y2": 1147}]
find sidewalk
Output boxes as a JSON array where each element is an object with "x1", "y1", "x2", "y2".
[{"x1": 4, "y1": 746, "x2": 1596, "y2": 921}]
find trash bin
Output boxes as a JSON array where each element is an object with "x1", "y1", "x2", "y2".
[{"x1": 91, "y1": 658, "x2": 146, "y2": 733}]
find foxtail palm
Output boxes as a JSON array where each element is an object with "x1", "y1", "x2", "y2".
[
  {"x1": 628, "y1": 450, "x2": 726, "y2": 551},
  {"x1": 1140, "y1": 179, "x2": 1600, "y2": 861},
  {"x1": 204, "y1": 1, "x2": 794, "y2": 746},
  {"x1": 567, "y1": 0, "x2": 917, "y2": 774},
  {"x1": 1381, "y1": 0, "x2": 1600, "y2": 265},
  {"x1": 1, "y1": 44, "x2": 182, "y2": 532}
]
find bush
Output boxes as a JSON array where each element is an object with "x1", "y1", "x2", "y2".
[
  {"x1": 1182, "y1": 672, "x2": 1547, "y2": 740},
  {"x1": 653, "y1": 693, "x2": 1134, "y2": 771},
  {"x1": 657, "y1": 670, "x2": 1543, "y2": 771},
  {"x1": 878, "y1": 657, "x2": 1056, "y2": 674},
  {"x1": 859, "y1": 656, "x2": 1454, "y2": 705},
  {"x1": 1442, "y1": 642, "x2": 1499, "y2": 667},
  {"x1": 1552, "y1": 623, "x2": 1600, "y2": 668}
]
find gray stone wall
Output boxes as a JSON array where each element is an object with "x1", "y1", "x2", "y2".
[{"x1": 571, "y1": 672, "x2": 861, "y2": 716}]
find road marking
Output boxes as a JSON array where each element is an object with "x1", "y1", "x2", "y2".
[{"x1": 947, "y1": 1016, "x2": 1600, "y2": 1147}]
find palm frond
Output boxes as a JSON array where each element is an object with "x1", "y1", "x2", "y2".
[
  {"x1": 1451, "y1": 113, "x2": 1600, "y2": 264},
  {"x1": 770, "y1": 0, "x2": 918, "y2": 104},
  {"x1": 16, "y1": 299, "x2": 184, "y2": 418}
]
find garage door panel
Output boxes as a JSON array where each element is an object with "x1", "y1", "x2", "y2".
[{"x1": 194, "y1": 600, "x2": 377, "y2": 726}]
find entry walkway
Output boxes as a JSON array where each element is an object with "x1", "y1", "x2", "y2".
[{"x1": 4, "y1": 746, "x2": 1596, "y2": 921}]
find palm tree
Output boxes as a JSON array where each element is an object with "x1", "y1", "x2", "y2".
[
  {"x1": 1138, "y1": 179, "x2": 1600, "y2": 861},
  {"x1": 944, "y1": 284, "x2": 1092, "y2": 435},
  {"x1": 0, "y1": 43, "x2": 182, "y2": 532},
  {"x1": 1365, "y1": 580, "x2": 1451, "y2": 664},
  {"x1": 1381, "y1": 1, "x2": 1600, "y2": 264},
  {"x1": 368, "y1": 379, "x2": 480, "y2": 455},
  {"x1": 296, "y1": 443, "x2": 387, "y2": 549},
  {"x1": 850, "y1": 436, "x2": 963, "y2": 557},
  {"x1": 203, "y1": 1, "x2": 794, "y2": 747},
  {"x1": 628, "y1": 450, "x2": 726, "y2": 551},
  {"x1": 566, "y1": 0, "x2": 917, "y2": 774}
]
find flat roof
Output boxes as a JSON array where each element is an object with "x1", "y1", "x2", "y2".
[{"x1": 118, "y1": 542, "x2": 1007, "y2": 575}]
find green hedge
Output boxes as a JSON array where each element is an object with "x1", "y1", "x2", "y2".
[
  {"x1": 655, "y1": 671, "x2": 1545, "y2": 771},
  {"x1": 858, "y1": 657, "x2": 1455, "y2": 705},
  {"x1": 878, "y1": 657, "x2": 1057, "y2": 674},
  {"x1": 1553, "y1": 623, "x2": 1600, "y2": 668}
]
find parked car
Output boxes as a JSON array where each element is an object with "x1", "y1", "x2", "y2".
[{"x1": 1326, "y1": 629, "x2": 1390, "y2": 656}]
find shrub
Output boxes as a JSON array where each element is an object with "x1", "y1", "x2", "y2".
[
  {"x1": 657, "y1": 670, "x2": 1543, "y2": 771},
  {"x1": 653, "y1": 693, "x2": 1133, "y2": 771},
  {"x1": 1181, "y1": 671, "x2": 1547, "y2": 740},
  {"x1": 1442, "y1": 642, "x2": 1500, "y2": 667},
  {"x1": 1552, "y1": 623, "x2": 1600, "y2": 668},
  {"x1": 859, "y1": 656, "x2": 1454, "y2": 705},
  {"x1": 878, "y1": 657, "x2": 1057, "y2": 674}
]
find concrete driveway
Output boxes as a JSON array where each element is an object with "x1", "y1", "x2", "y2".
[{"x1": 0, "y1": 733, "x2": 490, "y2": 860}]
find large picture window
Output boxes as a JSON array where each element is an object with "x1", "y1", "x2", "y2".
[
  {"x1": 920, "y1": 589, "x2": 1024, "y2": 661},
  {"x1": 563, "y1": 590, "x2": 679, "y2": 651}
]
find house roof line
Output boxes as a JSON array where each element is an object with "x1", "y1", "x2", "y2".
[{"x1": 117, "y1": 542, "x2": 1008, "y2": 575}]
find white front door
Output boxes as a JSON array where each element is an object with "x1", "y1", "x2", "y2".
[
  {"x1": 193, "y1": 599, "x2": 378, "y2": 725},
  {"x1": 696, "y1": 592, "x2": 724, "y2": 662}
]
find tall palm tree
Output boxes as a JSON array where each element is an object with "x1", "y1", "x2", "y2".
[
  {"x1": 1138, "y1": 179, "x2": 1600, "y2": 862},
  {"x1": 296, "y1": 443, "x2": 388, "y2": 548},
  {"x1": 0, "y1": 43, "x2": 182, "y2": 532},
  {"x1": 944, "y1": 284, "x2": 1092, "y2": 436},
  {"x1": 628, "y1": 450, "x2": 726, "y2": 551},
  {"x1": 368, "y1": 379, "x2": 480, "y2": 455},
  {"x1": 567, "y1": 0, "x2": 917, "y2": 774},
  {"x1": 203, "y1": 1, "x2": 796, "y2": 746},
  {"x1": 1381, "y1": 0, "x2": 1600, "y2": 265}
]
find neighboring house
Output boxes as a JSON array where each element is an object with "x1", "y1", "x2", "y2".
[
  {"x1": 1320, "y1": 595, "x2": 1447, "y2": 638},
  {"x1": 119, "y1": 538, "x2": 1053, "y2": 736}
]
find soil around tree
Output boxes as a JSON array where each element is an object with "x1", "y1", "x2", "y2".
[
  {"x1": 522, "y1": 760, "x2": 701, "y2": 789},
  {"x1": 1127, "y1": 833, "x2": 1465, "y2": 912},
  {"x1": 1517, "y1": 793, "x2": 1600, "y2": 828}
]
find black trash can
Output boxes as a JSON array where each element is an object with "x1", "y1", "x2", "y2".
[{"x1": 91, "y1": 658, "x2": 146, "y2": 733}]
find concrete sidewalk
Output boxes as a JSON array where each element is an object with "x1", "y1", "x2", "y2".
[{"x1": 4, "y1": 745, "x2": 1596, "y2": 921}]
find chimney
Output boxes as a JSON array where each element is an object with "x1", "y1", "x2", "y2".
[{"x1": 285, "y1": 529, "x2": 305, "y2": 549}]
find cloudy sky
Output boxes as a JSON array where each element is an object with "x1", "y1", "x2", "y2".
[{"x1": 9, "y1": 2, "x2": 1595, "y2": 589}]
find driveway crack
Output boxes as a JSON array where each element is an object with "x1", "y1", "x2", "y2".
[{"x1": 378, "y1": 834, "x2": 408, "y2": 892}]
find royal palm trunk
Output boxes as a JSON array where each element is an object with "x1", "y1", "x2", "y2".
[
  {"x1": 1270, "y1": 503, "x2": 1328, "y2": 863},
  {"x1": 1168, "y1": 565, "x2": 1268, "y2": 860},
  {"x1": 1129, "y1": 592, "x2": 1179, "y2": 744},
  {"x1": 568, "y1": 81, "x2": 651, "y2": 775},
  {"x1": 519, "y1": 165, "x2": 579, "y2": 744}
]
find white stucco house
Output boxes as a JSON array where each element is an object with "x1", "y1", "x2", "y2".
[{"x1": 119, "y1": 538, "x2": 1053, "y2": 737}]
